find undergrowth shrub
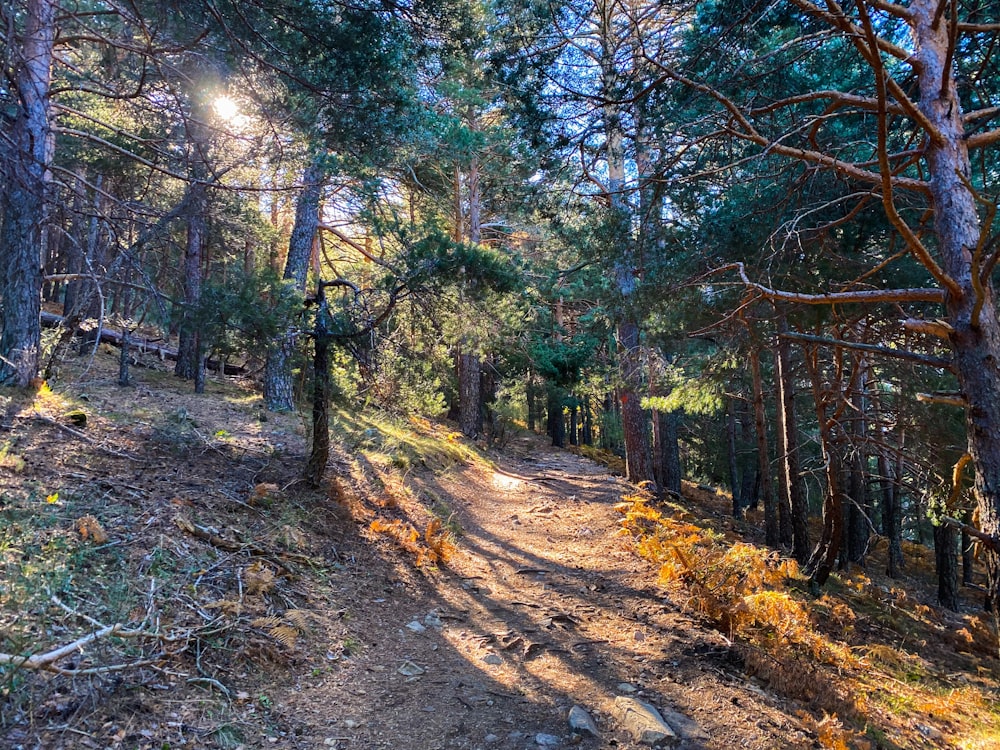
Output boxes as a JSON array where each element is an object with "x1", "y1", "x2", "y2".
[
  {"x1": 571, "y1": 444, "x2": 626, "y2": 476},
  {"x1": 616, "y1": 487, "x2": 856, "y2": 667}
]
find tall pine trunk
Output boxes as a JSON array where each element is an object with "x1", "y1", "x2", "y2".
[
  {"x1": 175, "y1": 184, "x2": 206, "y2": 382},
  {"x1": 458, "y1": 352, "x2": 482, "y2": 438},
  {"x1": 548, "y1": 386, "x2": 565, "y2": 448},
  {"x1": 263, "y1": 156, "x2": 326, "y2": 411},
  {"x1": 727, "y1": 396, "x2": 742, "y2": 517},
  {"x1": 0, "y1": 0, "x2": 55, "y2": 386},
  {"x1": 805, "y1": 345, "x2": 845, "y2": 587},
  {"x1": 845, "y1": 356, "x2": 870, "y2": 567},
  {"x1": 305, "y1": 286, "x2": 332, "y2": 486},
  {"x1": 935, "y1": 522, "x2": 960, "y2": 611},
  {"x1": 775, "y1": 319, "x2": 808, "y2": 560},
  {"x1": 912, "y1": 0, "x2": 1000, "y2": 619},
  {"x1": 750, "y1": 347, "x2": 778, "y2": 546},
  {"x1": 599, "y1": 2, "x2": 653, "y2": 486}
]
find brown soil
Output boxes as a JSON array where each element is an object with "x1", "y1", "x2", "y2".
[
  {"x1": 0, "y1": 348, "x2": 825, "y2": 749},
  {"x1": 279, "y1": 436, "x2": 815, "y2": 750}
]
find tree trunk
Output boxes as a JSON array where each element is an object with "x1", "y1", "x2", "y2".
[
  {"x1": 62, "y1": 173, "x2": 87, "y2": 317},
  {"x1": 805, "y1": 346, "x2": 844, "y2": 587},
  {"x1": 600, "y1": 393, "x2": 612, "y2": 451},
  {"x1": 118, "y1": 329, "x2": 131, "y2": 387},
  {"x1": 911, "y1": 0, "x2": 1000, "y2": 618},
  {"x1": 874, "y1": 392, "x2": 905, "y2": 578},
  {"x1": 845, "y1": 356, "x2": 870, "y2": 567},
  {"x1": 481, "y1": 358, "x2": 498, "y2": 444},
  {"x1": 962, "y1": 507, "x2": 975, "y2": 587},
  {"x1": 0, "y1": 0, "x2": 55, "y2": 386},
  {"x1": 618, "y1": 320, "x2": 653, "y2": 483},
  {"x1": 175, "y1": 184, "x2": 206, "y2": 380},
  {"x1": 935, "y1": 522, "x2": 960, "y2": 612},
  {"x1": 263, "y1": 156, "x2": 326, "y2": 411},
  {"x1": 750, "y1": 347, "x2": 778, "y2": 547},
  {"x1": 659, "y1": 409, "x2": 682, "y2": 497},
  {"x1": 845, "y1": 458, "x2": 868, "y2": 568},
  {"x1": 526, "y1": 374, "x2": 539, "y2": 432},
  {"x1": 597, "y1": 8, "x2": 653, "y2": 486},
  {"x1": 305, "y1": 287, "x2": 332, "y2": 487},
  {"x1": 548, "y1": 387, "x2": 565, "y2": 448},
  {"x1": 739, "y1": 403, "x2": 758, "y2": 511},
  {"x1": 458, "y1": 352, "x2": 482, "y2": 438},
  {"x1": 727, "y1": 397, "x2": 741, "y2": 517},
  {"x1": 775, "y1": 320, "x2": 809, "y2": 560}
]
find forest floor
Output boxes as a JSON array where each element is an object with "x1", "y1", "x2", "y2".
[{"x1": 3, "y1": 345, "x2": 1000, "y2": 749}]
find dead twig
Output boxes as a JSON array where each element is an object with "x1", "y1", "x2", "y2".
[
  {"x1": 173, "y1": 515, "x2": 314, "y2": 567},
  {"x1": 0, "y1": 594, "x2": 189, "y2": 675},
  {"x1": 31, "y1": 412, "x2": 138, "y2": 460}
]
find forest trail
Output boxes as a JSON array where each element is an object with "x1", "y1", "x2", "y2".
[
  {"x1": 275, "y1": 432, "x2": 814, "y2": 749},
  {"x1": 0, "y1": 361, "x2": 827, "y2": 748}
]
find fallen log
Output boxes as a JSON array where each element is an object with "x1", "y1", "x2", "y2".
[{"x1": 41, "y1": 311, "x2": 246, "y2": 376}]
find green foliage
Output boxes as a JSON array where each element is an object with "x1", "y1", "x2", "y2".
[
  {"x1": 191, "y1": 267, "x2": 302, "y2": 361},
  {"x1": 643, "y1": 379, "x2": 724, "y2": 417},
  {"x1": 393, "y1": 224, "x2": 522, "y2": 297}
]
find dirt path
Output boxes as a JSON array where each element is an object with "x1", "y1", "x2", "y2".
[{"x1": 277, "y1": 434, "x2": 814, "y2": 749}]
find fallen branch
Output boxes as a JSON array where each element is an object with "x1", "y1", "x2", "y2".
[
  {"x1": 31, "y1": 412, "x2": 138, "y2": 460},
  {"x1": 174, "y1": 516, "x2": 314, "y2": 567},
  {"x1": 41, "y1": 311, "x2": 246, "y2": 376},
  {"x1": 0, "y1": 595, "x2": 189, "y2": 675}
]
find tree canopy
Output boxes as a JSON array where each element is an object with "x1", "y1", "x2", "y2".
[{"x1": 4, "y1": 0, "x2": 1000, "y2": 612}]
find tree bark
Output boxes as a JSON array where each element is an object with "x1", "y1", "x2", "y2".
[
  {"x1": 873, "y1": 391, "x2": 905, "y2": 578},
  {"x1": 750, "y1": 347, "x2": 778, "y2": 547},
  {"x1": 263, "y1": 156, "x2": 326, "y2": 411},
  {"x1": 305, "y1": 286, "x2": 332, "y2": 487},
  {"x1": 910, "y1": 0, "x2": 1000, "y2": 617},
  {"x1": 175, "y1": 184, "x2": 206, "y2": 381},
  {"x1": 458, "y1": 352, "x2": 482, "y2": 438},
  {"x1": 935, "y1": 522, "x2": 960, "y2": 612},
  {"x1": 526, "y1": 374, "x2": 539, "y2": 432},
  {"x1": 618, "y1": 323, "x2": 653, "y2": 484},
  {"x1": 845, "y1": 355, "x2": 870, "y2": 567},
  {"x1": 548, "y1": 386, "x2": 565, "y2": 448},
  {"x1": 597, "y1": 2, "x2": 654, "y2": 486},
  {"x1": 61, "y1": 172, "x2": 87, "y2": 317},
  {"x1": 739, "y1": 402, "x2": 758, "y2": 511},
  {"x1": 727, "y1": 396, "x2": 741, "y2": 517},
  {"x1": 0, "y1": 0, "x2": 55, "y2": 386},
  {"x1": 775, "y1": 320, "x2": 808, "y2": 560},
  {"x1": 962, "y1": 507, "x2": 975, "y2": 588},
  {"x1": 657, "y1": 409, "x2": 682, "y2": 497},
  {"x1": 805, "y1": 346, "x2": 845, "y2": 587}
]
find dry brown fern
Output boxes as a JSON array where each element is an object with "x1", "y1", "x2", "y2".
[
  {"x1": 75, "y1": 514, "x2": 108, "y2": 544},
  {"x1": 251, "y1": 610, "x2": 311, "y2": 648},
  {"x1": 244, "y1": 560, "x2": 276, "y2": 596},
  {"x1": 370, "y1": 517, "x2": 454, "y2": 567}
]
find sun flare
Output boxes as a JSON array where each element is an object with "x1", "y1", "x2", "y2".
[{"x1": 213, "y1": 95, "x2": 240, "y2": 122}]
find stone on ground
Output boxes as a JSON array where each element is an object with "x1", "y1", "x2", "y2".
[
  {"x1": 567, "y1": 705, "x2": 599, "y2": 737},
  {"x1": 613, "y1": 696, "x2": 678, "y2": 745}
]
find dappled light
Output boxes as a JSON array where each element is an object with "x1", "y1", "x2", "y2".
[{"x1": 4, "y1": 0, "x2": 1000, "y2": 747}]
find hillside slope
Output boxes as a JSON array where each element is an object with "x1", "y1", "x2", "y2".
[{"x1": 2, "y1": 347, "x2": 998, "y2": 749}]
